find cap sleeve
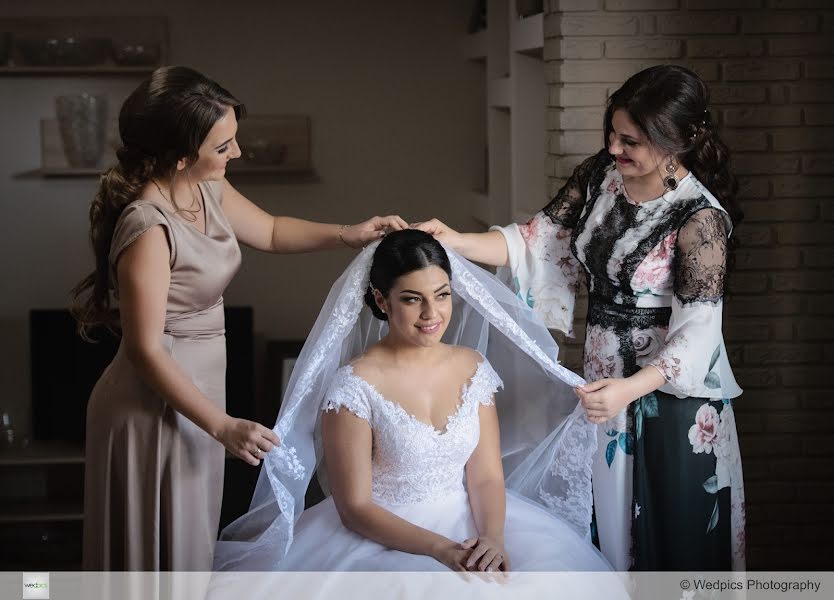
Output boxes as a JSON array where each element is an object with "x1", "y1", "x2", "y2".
[
  {"x1": 469, "y1": 358, "x2": 504, "y2": 407},
  {"x1": 322, "y1": 366, "x2": 372, "y2": 423},
  {"x1": 109, "y1": 202, "x2": 176, "y2": 272}
]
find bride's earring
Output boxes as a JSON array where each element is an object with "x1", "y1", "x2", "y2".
[
  {"x1": 663, "y1": 157, "x2": 679, "y2": 191},
  {"x1": 371, "y1": 286, "x2": 386, "y2": 314}
]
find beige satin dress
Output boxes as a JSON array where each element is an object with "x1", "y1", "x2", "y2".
[{"x1": 83, "y1": 180, "x2": 241, "y2": 571}]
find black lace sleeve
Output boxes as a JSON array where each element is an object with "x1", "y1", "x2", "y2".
[
  {"x1": 674, "y1": 208, "x2": 729, "y2": 305},
  {"x1": 541, "y1": 149, "x2": 609, "y2": 228}
]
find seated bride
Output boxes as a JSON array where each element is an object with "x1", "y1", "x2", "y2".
[{"x1": 212, "y1": 230, "x2": 627, "y2": 589}]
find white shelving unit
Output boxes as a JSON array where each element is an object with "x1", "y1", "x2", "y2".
[
  {"x1": 463, "y1": 30, "x2": 488, "y2": 61},
  {"x1": 465, "y1": 0, "x2": 546, "y2": 227},
  {"x1": 488, "y1": 76, "x2": 512, "y2": 108},
  {"x1": 511, "y1": 12, "x2": 544, "y2": 55}
]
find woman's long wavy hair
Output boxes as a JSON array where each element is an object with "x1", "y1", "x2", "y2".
[
  {"x1": 604, "y1": 65, "x2": 743, "y2": 269},
  {"x1": 71, "y1": 66, "x2": 244, "y2": 340}
]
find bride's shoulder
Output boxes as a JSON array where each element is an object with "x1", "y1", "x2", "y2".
[
  {"x1": 445, "y1": 345, "x2": 485, "y2": 366},
  {"x1": 443, "y1": 345, "x2": 491, "y2": 379},
  {"x1": 444, "y1": 346, "x2": 502, "y2": 400},
  {"x1": 344, "y1": 347, "x2": 387, "y2": 382}
]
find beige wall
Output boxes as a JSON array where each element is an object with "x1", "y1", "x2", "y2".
[{"x1": 0, "y1": 1, "x2": 485, "y2": 434}]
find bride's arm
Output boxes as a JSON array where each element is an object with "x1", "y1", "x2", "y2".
[
  {"x1": 463, "y1": 401, "x2": 510, "y2": 571},
  {"x1": 321, "y1": 409, "x2": 471, "y2": 571}
]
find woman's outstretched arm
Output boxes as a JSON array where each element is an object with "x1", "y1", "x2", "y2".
[
  {"x1": 414, "y1": 219, "x2": 509, "y2": 267},
  {"x1": 221, "y1": 178, "x2": 408, "y2": 253}
]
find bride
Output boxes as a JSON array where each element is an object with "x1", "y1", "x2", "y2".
[{"x1": 211, "y1": 230, "x2": 628, "y2": 590}]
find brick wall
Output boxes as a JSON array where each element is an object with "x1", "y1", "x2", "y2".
[{"x1": 544, "y1": 0, "x2": 834, "y2": 570}]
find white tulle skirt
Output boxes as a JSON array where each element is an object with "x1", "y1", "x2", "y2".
[
  {"x1": 254, "y1": 489, "x2": 614, "y2": 572},
  {"x1": 207, "y1": 490, "x2": 629, "y2": 600}
]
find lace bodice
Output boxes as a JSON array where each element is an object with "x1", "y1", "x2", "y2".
[{"x1": 323, "y1": 357, "x2": 503, "y2": 505}]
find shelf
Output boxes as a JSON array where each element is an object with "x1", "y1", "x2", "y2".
[
  {"x1": 26, "y1": 167, "x2": 108, "y2": 178},
  {"x1": 225, "y1": 169, "x2": 321, "y2": 184},
  {"x1": 226, "y1": 115, "x2": 316, "y2": 183},
  {"x1": 463, "y1": 30, "x2": 487, "y2": 61},
  {"x1": 0, "y1": 16, "x2": 169, "y2": 77},
  {"x1": 488, "y1": 77, "x2": 512, "y2": 109},
  {"x1": 28, "y1": 112, "x2": 317, "y2": 183},
  {"x1": 511, "y1": 13, "x2": 544, "y2": 57},
  {"x1": 14, "y1": 167, "x2": 321, "y2": 184},
  {"x1": 464, "y1": 2, "x2": 545, "y2": 228},
  {"x1": 0, "y1": 502, "x2": 84, "y2": 524},
  {"x1": 0, "y1": 442, "x2": 84, "y2": 466},
  {"x1": 0, "y1": 65, "x2": 158, "y2": 76}
]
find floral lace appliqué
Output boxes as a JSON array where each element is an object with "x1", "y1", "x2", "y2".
[
  {"x1": 538, "y1": 410, "x2": 597, "y2": 537},
  {"x1": 273, "y1": 445, "x2": 306, "y2": 481},
  {"x1": 323, "y1": 360, "x2": 503, "y2": 506}
]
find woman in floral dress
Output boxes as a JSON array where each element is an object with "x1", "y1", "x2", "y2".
[{"x1": 416, "y1": 65, "x2": 745, "y2": 571}]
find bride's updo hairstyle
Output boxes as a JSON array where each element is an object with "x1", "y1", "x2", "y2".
[{"x1": 364, "y1": 229, "x2": 452, "y2": 321}]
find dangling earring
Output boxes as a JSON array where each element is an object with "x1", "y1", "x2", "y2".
[{"x1": 663, "y1": 158, "x2": 679, "y2": 191}]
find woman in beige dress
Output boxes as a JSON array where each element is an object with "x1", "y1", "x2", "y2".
[{"x1": 71, "y1": 66, "x2": 407, "y2": 571}]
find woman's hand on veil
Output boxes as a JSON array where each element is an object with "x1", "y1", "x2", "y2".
[
  {"x1": 577, "y1": 366, "x2": 666, "y2": 423},
  {"x1": 341, "y1": 215, "x2": 409, "y2": 248},
  {"x1": 215, "y1": 416, "x2": 281, "y2": 466},
  {"x1": 575, "y1": 378, "x2": 636, "y2": 424}
]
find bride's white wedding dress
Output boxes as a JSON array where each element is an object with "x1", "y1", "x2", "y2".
[
  {"x1": 266, "y1": 358, "x2": 612, "y2": 572},
  {"x1": 212, "y1": 244, "x2": 630, "y2": 597}
]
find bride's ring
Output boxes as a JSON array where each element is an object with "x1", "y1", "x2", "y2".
[{"x1": 255, "y1": 449, "x2": 262, "y2": 458}]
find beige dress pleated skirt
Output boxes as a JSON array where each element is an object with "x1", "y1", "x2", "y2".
[{"x1": 83, "y1": 180, "x2": 241, "y2": 571}]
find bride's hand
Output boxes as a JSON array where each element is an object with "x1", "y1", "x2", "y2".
[
  {"x1": 462, "y1": 536, "x2": 511, "y2": 572},
  {"x1": 430, "y1": 538, "x2": 474, "y2": 572},
  {"x1": 342, "y1": 215, "x2": 409, "y2": 248},
  {"x1": 216, "y1": 416, "x2": 281, "y2": 466},
  {"x1": 412, "y1": 218, "x2": 463, "y2": 251}
]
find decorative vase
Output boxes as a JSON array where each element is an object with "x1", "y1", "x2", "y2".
[{"x1": 55, "y1": 93, "x2": 108, "y2": 168}]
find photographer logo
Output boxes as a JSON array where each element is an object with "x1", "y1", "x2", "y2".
[{"x1": 22, "y1": 572, "x2": 49, "y2": 599}]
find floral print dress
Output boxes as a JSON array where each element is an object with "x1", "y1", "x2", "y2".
[{"x1": 492, "y1": 149, "x2": 745, "y2": 571}]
